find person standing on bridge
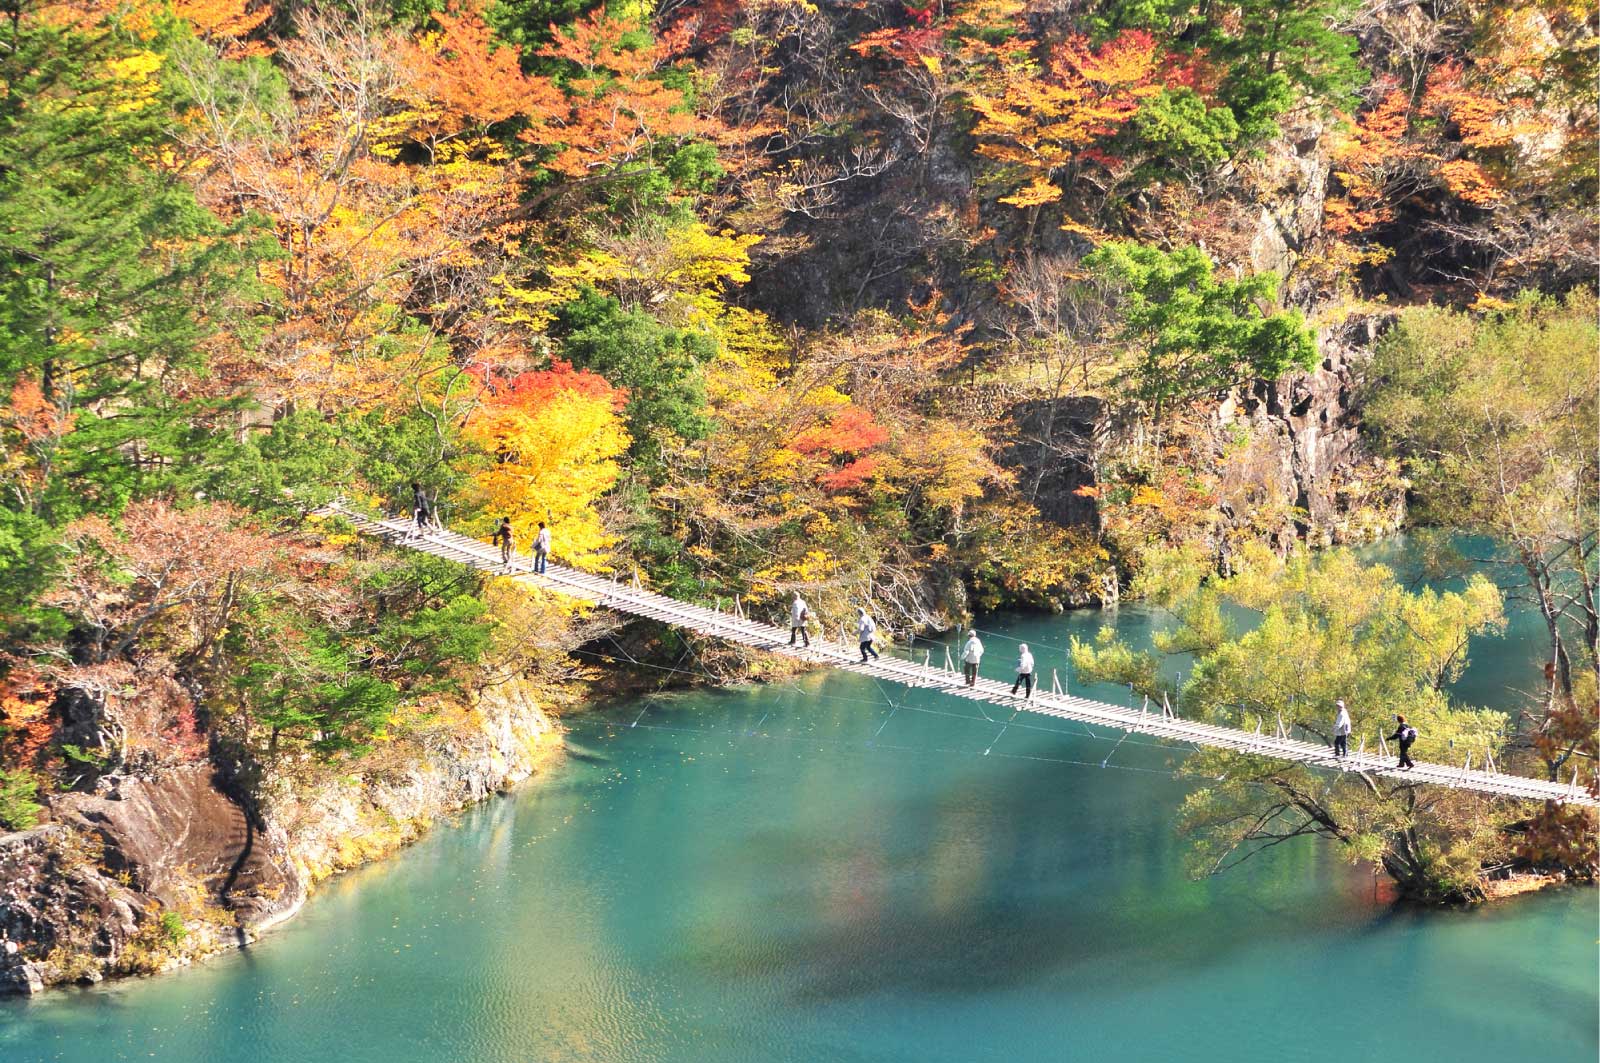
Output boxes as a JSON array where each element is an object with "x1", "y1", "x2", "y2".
[
  {"x1": 533, "y1": 522, "x2": 551, "y2": 574},
  {"x1": 1011, "y1": 643, "x2": 1034, "y2": 699},
  {"x1": 961, "y1": 630, "x2": 984, "y2": 687},
  {"x1": 491, "y1": 517, "x2": 516, "y2": 569},
  {"x1": 1388, "y1": 714, "x2": 1417, "y2": 770},
  {"x1": 857, "y1": 607, "x2": 880, "y2": 662},
  {"x1": 789, "y1": 592, "x2": 811, "y2": 647},
  {"x1": 1332, "y1": 699, "x2": 1351, "y2": 758}
]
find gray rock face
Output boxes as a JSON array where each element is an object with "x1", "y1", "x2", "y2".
[
  {"x1": 1003, "y1": 396, "x2": 1105, "y2": 530},
  {"x1": 54, "y1": 764, "x2": 298, "y2": 922},
  {"x1": 0, "y1": 825, "x2": 142, "y2": 991},
  {"x1": 1, "y1": 688, "x2": 556, "y2": 995},
  {"x1": 1, "y1": 959, "x2": 44, "y2": 995},
  {"x1": 998, "y1": 317, "x2": 1405, "y2": 571}
]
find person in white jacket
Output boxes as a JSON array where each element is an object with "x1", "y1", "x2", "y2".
[
  {"x1": 789, "y1": 592, "x2": 811, "y2": 647},
  {"x1": 1011, "y1": 643, "x2": 1035, "y2": 699},
  {"x1": 960, "y1": 630, "x2": 984, "y2": 687},
  {"x1": 856, "y1": 607, "x2": 880, "y2": 662},
  {"x1": 1332, "y1": 699, "x2": 1352, "y2": 758}
]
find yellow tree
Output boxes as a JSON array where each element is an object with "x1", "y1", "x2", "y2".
[{"x1": 461, "y1": 362, "x2": 630, "y2": 568}]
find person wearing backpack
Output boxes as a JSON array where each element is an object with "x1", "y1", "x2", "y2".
[
  {"x1": 1332, "y1": 699, "x2": 1352, "y2": 758},
  {"x1": 1011, "y1": 643, "x2": 1035, "y2": 699},
  {"x1": 789, "y1": 592, "x2": 811, "y2": 647},
  {"x1": 491, "y1": 516, "x2": 516, "y2": 569},
  {"x1": 856, "y1": 607, "x2": 880, "y2": 662},
  {"x1": 1388, "y1": 714, "x2": 1417, "y2": 770}
]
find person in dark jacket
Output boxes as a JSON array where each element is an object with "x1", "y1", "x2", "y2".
[
  {"x1": 409, "y1": 481, "x2": 433, "y2": 538},
  {"x1": 492, "y1": 517, "x2": 515, "y2": 568},
  {"x1": 1388, "y1": 714, "x2": 1417, "y2": 770}
]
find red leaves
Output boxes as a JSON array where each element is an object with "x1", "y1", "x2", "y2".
[
  {"x1": 819, "y1": 456, "x2": 881, "y2": 492},
  {"x1": 477, "y1": 360, "x2": 627, "y2": 412},
  {"x1": 790, "y1": 407, "x2": 892, "y2": 494},
  {"x1": 0, "y1": 667, "x2": 55, "y2": 772},
  {"x1": 792, "y1": 406, "x2": 890, "y2": 457}
]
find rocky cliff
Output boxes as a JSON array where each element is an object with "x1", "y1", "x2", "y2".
[
  {"x1": 999, "y1": 318, "x2": 1407, "y2": 578},
  {"x1": 0, "y1": 681, "x2": 559, "y2": 995}
]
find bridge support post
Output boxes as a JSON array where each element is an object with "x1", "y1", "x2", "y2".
[{"x1": 1051, "y1": 669, "x2": 1062, "y2": 696}]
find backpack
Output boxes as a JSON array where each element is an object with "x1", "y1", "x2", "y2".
[{"x1": 1401, "y1": 725, "x2": 1417, "y2": 743}]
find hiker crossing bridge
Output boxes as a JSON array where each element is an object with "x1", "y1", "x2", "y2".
[{"x1": 320, "y1": 502, "x2": 1596, "y2": 808}]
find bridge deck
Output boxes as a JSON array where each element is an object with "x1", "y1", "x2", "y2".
[{"x1": 320, "y1": 503, "x2": 1596, "y2": 807}]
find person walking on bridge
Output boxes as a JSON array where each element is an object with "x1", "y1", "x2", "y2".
[
  {"x1": 532, "y1": 522, "x2": 551, "y2": 574},
  {"x1": 1011, "y1": 643, "x2": 1034, "y2": 699},
  {"x1": 1388, "y1": 714, "x2": 1417, "y2": 770},
  {"x1": 789, "y1": 592, "x2": 811, "y2": 647},
  {"x1": 857, "y1": 608, "x2": 880, "y2": 663},
  {"x1": 1332, "y1": 699, "x2": 1351, "y2": 758},
  {"x1": 492, "y1": 517, "x2": 516, "y2": 569},
  {"x1": 961, "y1": 630, "x2": 984, "y2": 687},
  {"x1": 408, "y1": 481, "x2": 435, "y2": 539}
]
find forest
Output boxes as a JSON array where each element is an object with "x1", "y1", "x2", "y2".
[{"x1": 0, "y1": 0, "x2": 1595, "y2": 990}]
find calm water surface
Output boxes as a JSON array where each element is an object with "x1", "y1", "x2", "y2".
[{"x1": 2, "y1": 581, "x2": 1595, "y2": 1062}]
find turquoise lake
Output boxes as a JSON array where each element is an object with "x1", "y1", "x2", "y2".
[{"x1": 2, "y1": 549, "x2": 1596, "y2": 1062}]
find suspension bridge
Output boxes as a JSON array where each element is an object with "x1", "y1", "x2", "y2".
[{"x1": 319, "y1": 502, "x2": 1596, "y2": 807}]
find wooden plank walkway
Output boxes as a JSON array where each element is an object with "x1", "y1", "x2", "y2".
[{"x1": 320, "y1": 503, "x2": 1597, "y2": 807}]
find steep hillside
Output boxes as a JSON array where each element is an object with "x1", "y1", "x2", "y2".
[{"x1": 0, "y1": 0, "x2": 1593, "y2": 990}]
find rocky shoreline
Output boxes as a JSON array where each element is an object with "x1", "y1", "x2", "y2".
[{"x1": 0, "y1": 681, "x2": 560, "y2": 996}]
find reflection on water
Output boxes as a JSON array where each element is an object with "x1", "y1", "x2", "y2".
[{"x1": 1, "y1": 601, "x2": 1593, "y2": 1063}]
